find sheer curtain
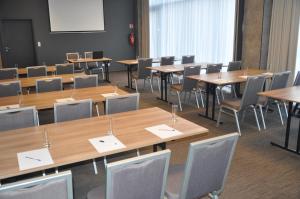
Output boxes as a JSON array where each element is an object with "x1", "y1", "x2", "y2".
[
  {"x1": 296, "y1": 23, "x2": 300, "y2": 76},
  {"x1": 149, "y1": 0, "x2": 236, "y2": 64}
]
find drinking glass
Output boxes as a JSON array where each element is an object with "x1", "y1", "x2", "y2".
[
  {"x1": 107, "y1": 115, "x2": 113, "y2": 135},
  {"x1": 171, "y1": 104, "x2": 178, "y2": 124},
  {"x1": 43, "y1": 128, "x2": 51, "y2": 148}
]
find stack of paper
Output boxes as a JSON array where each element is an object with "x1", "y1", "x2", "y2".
[
  {"x1": 89, "y1": 135, "x2": 126, "y2": 153},
  {"x1": 145, "y1": 124, "x2": 183, "y2": 139},
  {"x1": 17, "y1": 148, "x2": 54, "y2": 171},
  {"x1": 0, "y1": 104, "x2": 20, "y2": 111},
  {"x1": 56, "y1": 98, "x2": 75, "y2": 103},
  {"x1": 101, "y1": 93, "x2": 119, "y2": 98}
]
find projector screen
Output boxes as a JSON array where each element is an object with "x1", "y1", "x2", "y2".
[{"x1": 48, "y1": 0, "x2": 104, "y2": 32}]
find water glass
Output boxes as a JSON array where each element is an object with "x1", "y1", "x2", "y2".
[
  {"x1": 107, "y1": 115, "x2": 113, "y2": 135},
  {"x1": 43, "y1": 128, "x2": 51, "y2": 148},
  {"x1": 171, "y1": 104, "x2": 178, "y2": 123}
]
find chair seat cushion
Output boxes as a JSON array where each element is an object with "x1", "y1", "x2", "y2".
[
  {"x1": 221, "y1": 99, "x2": 241, "y2": 110},
  {"x1": 170, "y1": 84, "x2": 183, "y2": 91},
  {"x1": 87, "y1": 185, "x2": 105, "y2": 199},
  {"x1": 165, "y1": 164, "x2": 185, "y2": 199},
  {"x1": 257, "y1": 96, "x2": 268, "y2": 106}
]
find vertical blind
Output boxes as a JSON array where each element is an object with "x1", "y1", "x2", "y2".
[{"x1": 149, "y1": 0, "x2": 236, "y2": 64}]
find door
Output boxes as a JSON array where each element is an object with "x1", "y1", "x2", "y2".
[{"x1": 0, "y1": 19, "x2": 36, "y2": 67}]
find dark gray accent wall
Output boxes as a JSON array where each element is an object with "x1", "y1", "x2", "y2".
[{"x1": 0, "y1": 0, "x2": 136, "y2": 70}]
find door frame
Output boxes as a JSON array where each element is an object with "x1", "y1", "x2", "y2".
[{"x1": 0, "y1": 19, "x2": 37, "y2": 67}]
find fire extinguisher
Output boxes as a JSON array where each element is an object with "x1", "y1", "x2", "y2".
[{"x1": 129, "y1": 23, "x2": 135, "y2": 47}]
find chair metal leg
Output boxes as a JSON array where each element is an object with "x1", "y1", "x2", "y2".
[
  {"x1": 283, "y1": 102, "x2": 288, "y2": 117},
  {"x1": 133, "y1": 79, "x2": 138, "y2": 93},
  {"x1": 234, "y1": 110, "x2": 241, "y2": 136},
  {"x1": 143, "y1": 79, "x2": 146, "y2": 90},
  {"x1": 177, "y1": 91, "x2": 182, "y2": 111},
  {"x1": 103, "y1": 156, "x2": 108, "y2": 168},
  {"x1": 96, "y1": 104, "x2": 100, "y2": 117},
  {"x1": 276, "y1": 102, "x2": 284, "y2": 125},
  {"x1": 252, "y1": 105, "x2": 261, "y2": 131},
  {"x1": 194, "y1": 91, "x2": 200, "y2": 109},
  {"x1": 93, "y1": 159, "x2": 98, "y2": 175},
  {"x1": 259, "y1": 105, "x2": 266, "y2": 129},
  {"x1": 136, "y1": 149, "x2": 140, "y2": 156},
  {"x1": 199, "y1": 89, "x2": 205, "y2": 108},
  {"x1": 157, "y1": 77, "x2": 161, "y2": 93},
  {"x1": 55, "y1": 168, "x2": 58, "y2": 174},
  {"x1": 100, "y1": 68, "x2": 105, "y2": 79},
  {"x1": 216, "y1": 89, "x2": 220, "y2": 105},
  {"x1": 149, "y1": 78, "x2": 154, "y2": 93},
  {"x1": 216, "y1": 107, "x2": 222, "y2": 127}
]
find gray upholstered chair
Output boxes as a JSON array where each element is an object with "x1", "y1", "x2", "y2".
[
  {"x1": 161, "y1": 56, "x2": 175, "y2": 66},
  {"x1": 0, "y1": 171, "x2": 73, "y2": 199},
  {"x1": 87, "y1": 150, "x2": 171, "y2": 199},
  {"x1": 54, "y1": 99, "x2": 92, "y2": 123},
  {"x1": 227, "y1": 61, "x2": 242, "y2": 72},
  {"x1": 165, "y1": 133, "x2": 238, "y2": 199},
  {"x1": 74, "y1": 75, "x2": 98, "y2": 89},
  {"x1": 132, "y1": 58, "x2": 153, "y2": 93},
  {"x1": 294, "y1": 71, "x2": 300, "y2": 86},
  {"x1": 0, "y1": 81, "x2": 21, "y2": 97},
  {"x1": 105, "y1": 93, "x2": 139, "y2": 115},
  {"x1": 0, "y1": 106, "x2": 39, "y2": 132},
  {"x1": 84, "y1": 51, "x2": 105, "y2": 79},
  {"x1": 55, "y1": 63, "x2": 74, "y2": 75},
  {"x1": 66, "y1": 52, "x2": 82, "y2": 72},
  {"x1": 181, "y1": 55, "x2": 195, "y2": 64},
  {"x1": 36, "y1": 77, "x2": 63, "y2": 93},
  {"x1": 170, "y1": 66, "x2": 202, "y2": 111},
  {"x1": 217, "y1": 76, "x2": 266, "y2": 135},
  {"x1": 257, "y1": 71, "x2": 291, "y2": 128},
  {"x1": 27, "y1": 66, "x2": 47, "y2": 77},
  {"x1": 0, "y1": 68, "x2": 18, "y2": 80}
]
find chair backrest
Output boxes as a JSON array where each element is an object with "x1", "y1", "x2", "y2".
[
  {"x1": 182, "y1": 66, "x2": 201, "y2": 91},
  {"x1": 36, "y1": 77, "x2": 63, "y2": 93},
  {"x1": 181, "y1": 55, "x2": 195, "y2": 64},
  {"x1": 269, "y1": 71, "x2": 291, "y2": 90},
  {"x1": 0, "y1": 171, "x2": 73, "y2": 199},
  {"x1": 178, "y1": 133, "x2": 238, "y2": 199},
  {"x1": 55, "y1": 64, "x2": 74, "y2": 75},
  {"x1": 74, "y1": 75, "x2": 98, "y2": 89},
  {"x1": 0, "y1": 106, "x2": 38, "y2": 132},
  {"x1": 66, "y1": 52, "x2": 79, "y2": 60},
  {"x1": 106, "y1": 150, "x2": 171, "y2": 199},
  {"x1": 137, "y1": 58, "x2": 152, "y2": 79},
  {"x1": 106, "y1": 93, "x2": 139, "y2": 115},
  {"x1": 0, "y1": 68, "x2": 18, "y2": 80},
  {"x1": 27, "y1": 66, "x2": 47, "y2": 77},
  {"x1": 54, "y1": 99, "x2": 92, "y2": 123},
  {"x1": 160, "y1": 56, "x2": 175, "y2": 66},
  {"x1": 206, "y1": 64, "x2": 222, "y2": 74},
  {"x1": 294, "y1": 71, "x2": 300, "y2": 86},
  {"x1": 84, "y1": 51, "x2": 98, "y2": 68},
  {"x1": 0, "y1": 81, "x2": 21, "y2": 97},
  {"x1": 240, "y1": 75, "x2": 266, "y2": 109},
  {"x1": 227, "y1": 61, "x2": 242, "y2": 72}
]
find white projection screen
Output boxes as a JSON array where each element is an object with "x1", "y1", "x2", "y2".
[{"x1": 48, "y1": 0, "x2": 104, "y2": 32}]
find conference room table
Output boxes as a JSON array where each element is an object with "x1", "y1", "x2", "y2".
[
  {"x1": 188, "y1": 68, "x2": 273, "y2": 121},
  {"x1": 258, "y1": 86, "x2": 300, "y2": 155},
  {"x1": 146, "y1": 63, "x2": 212, "y2": 102},
  {"x1": 67, "y1": 57, "x2": 112, "y2": 82},
  {"x1": 0, "y1": 107, "x2": 208, "y2": 180},
  {"x1": 18, "y1": 66, "x2": 56, "y2": 76},
  {"x1": 0, "y1": 85, "x2": 128, "y2": 110},
  {"x1": 0, "y1": 73, "x2": 86, "y2": 89}
]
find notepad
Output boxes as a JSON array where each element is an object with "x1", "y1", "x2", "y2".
[
  {"x1": 0, "y1": 104, "x2": 20, "y2": 111},
  {"x1": 56, "y1": 98, "x2": 75, "y2": 103},
  {"x1": 101, "y1": 93, "x2": 119, "y2": 98},
  {"x1": 17, "y1": 148, "x2": 54, "y2": 171},
  {"x1": 145, "y1": 124, "x2": 183, "y2": 139},
  {"x1": 89, "y1": 135, "x2": 126, "y2": 153}
]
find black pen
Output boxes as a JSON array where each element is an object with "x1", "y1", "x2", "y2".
[{"x1": 25, "y1": 156, "x2": 41, "y2": 162}]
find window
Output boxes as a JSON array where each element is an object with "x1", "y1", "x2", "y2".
[
  {"x1": 296, "y1": 23, "x2": 300, "y2": 77},
  {"x1": 149, "y1": 0, "x2": 236, "y2": 64}
]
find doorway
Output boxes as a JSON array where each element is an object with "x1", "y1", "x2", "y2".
[{"x1": 0, "y1": 19, "x2": 36, "y2": 68}]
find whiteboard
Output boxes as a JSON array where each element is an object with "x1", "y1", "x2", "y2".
[{"x1": 48, "y1": 0, "x2": 105, "y2": 32}]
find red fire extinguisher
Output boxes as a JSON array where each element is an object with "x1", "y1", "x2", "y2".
[{"x1": 129, "y1": 23, "x2": 135, "y2": 47}]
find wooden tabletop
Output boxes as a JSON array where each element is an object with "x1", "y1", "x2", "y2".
[
  {"x1": 258, "y1": 86, "x2": 300, "y2": 103},
  {"x1": 18, "y1": 66, "x2": 56, "y2": 75},
  {"x1": 0, "y1": 107, "x2": 208, "y2": 180},
  {"x1": 0, "y1": 85, "x2": 128, "y2": 110},
  {"x1": 67, "y1": 57, "x2": 112, "y2": 63},
  {"x1": 116, "y1": 59, "x2": 160, "y2": 65},
  {"x1": 146, "y1": 63, "x2": 209, "y2": 73},
  {"x1": 188, "y1": 68, "x2": 272, "y2": 86},
  {"x1": 0, "y1": 73, "x2": 86, "y2": 88}
]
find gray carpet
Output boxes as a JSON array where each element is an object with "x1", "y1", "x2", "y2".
[{"x1": 9, "y1": 71, "x2": 300, "y2": 198}]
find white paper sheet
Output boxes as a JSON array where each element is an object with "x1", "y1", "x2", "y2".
[
  {"x1": 89, "y1": 135, "x2": 126, "y2": 153},
  {"x1": 0, "y1": 104, "x2": 20, "y2": 111},
  {"x1": 101, "y1": 93, "x2": 119, "y2": 98},
  {"x1": 56, "y1": 98, "x2": 75, "y2": 103},
  {"x1": 17, "y1": 148, "x2": 54, "y2": 171},
  {"x1": 145, "y1": 124, "x2": 183, "y2": 139}
]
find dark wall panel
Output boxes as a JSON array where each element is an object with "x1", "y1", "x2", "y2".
[{"x1": 0, "y1": 0, "x2": 136, "y2": 70}]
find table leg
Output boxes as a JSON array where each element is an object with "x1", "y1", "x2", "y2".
[
  {"x1": 125, "y1": 64, "x2": 130, "y2": 88},
  {"x1": 104, "y1": 61, "x2": 110, "y2": 83},
  {"x1": 297, "y1": 120, "x2": 300, "y2": 153},
  {"x1": 156, "y1": 72, "x2": 168, "y2": 102},
  {"x1": 198, "y1": 83, "x2": 218, "y2": 122},
  {"x1": 211, "y1": 84, "x2": 216, "y2": 120},
  {"x1": 153, "y1": 142, "x2": 167, "y2": 152}
]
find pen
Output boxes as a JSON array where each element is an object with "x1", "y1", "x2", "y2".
[
  {"x1": 25, "y1": 156, "x2": 41, "y2": 162},
  {"x1": 159, "y1": 129, "x2": 175, "y2": 131}
]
